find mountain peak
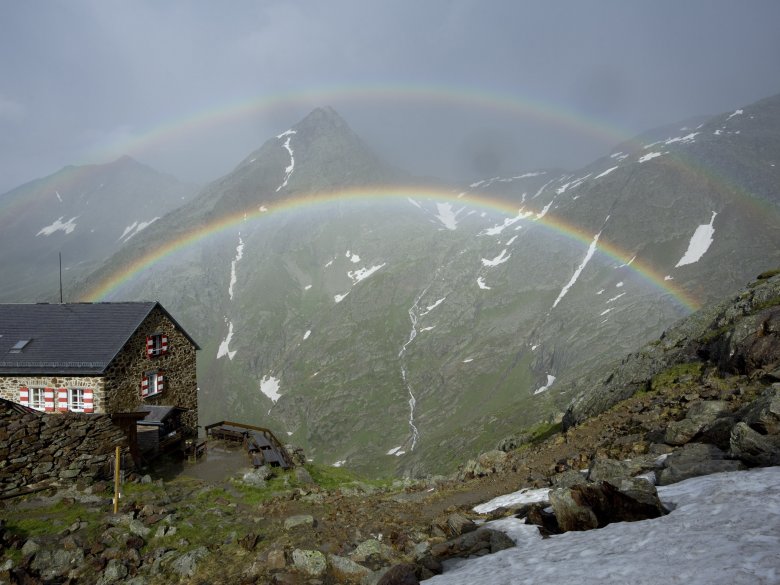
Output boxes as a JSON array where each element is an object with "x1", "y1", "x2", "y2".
[{"x1": 292, "y1": 106, "x2": 350, "y2": 134}]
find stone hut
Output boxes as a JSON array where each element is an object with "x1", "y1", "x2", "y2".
[{"x1": 0, "y1": 302, "x2": 199, "y2": 433}]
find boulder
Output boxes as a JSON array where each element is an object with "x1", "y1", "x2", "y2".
[
  {"x1": 267, "y1": 548, "x2": 287, "y2": 570},
  {"x1": 377, "y1": 563, "x2": 419, "y2": 585},
  {"x1": 329, "y1": 554, "x2": 372, "y2": 583},
  {"x1": 440, "y1": 514, "x2": 477, "y2": 537},
  {"x1": 30, "y1": 547, "x2": 85, "y2": 581},
  {"x1": 291, "y1": 549, "x2": 326, "y2": 577},
  {"x1": 587, "y1": 455, "x2": 659, "y2": 484},
  {"x1": 350, "y1": 538, "x2": 394, "y2": 563},
  {"x1": 664, "y1": 400, "x2": 730, "y2": 445},
  {"x1": 429, "y1": 528, "x2": 514, "y2": 562},
  {"x1": 459, "y1": 450, "x2": 509, "y2": 479},
  {"x1": 551, "y1": 469, "x2": 588, "y2": 489},
  {"x1": 99, "y1": 558, "x2": 128, "y2": 583},
  {"x1": 740, "y1": 385, "x2": 780, "y2": 435},
  {"x1": 524, "y1": 504, "x2": 561, "y2": 537},
  {"x1": 729, "y1": 421, "x2": 780, "y2": 466},
  {"x1": 550, "y1": 481, "x2": 667, "y2": 532},
  {"x1": 657, "y1": 443, "x2": 744, "y2": 485},
  {"x1": 169, "y1": 546, "x2": 209, "y2": 579},
  {"x1": 284, "y1": 514, "x2": 316, "y2": 530},
  {"x1": 294, "y1": 466, "x2": 315, "y2": 485}
]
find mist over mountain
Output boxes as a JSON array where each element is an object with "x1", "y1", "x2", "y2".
[
  {"x1": 0, "y1": 156, "x2": 197, "y2": 302},
  {"x1": 5, "y1": 92, "x2": 780, "y2": 475}
]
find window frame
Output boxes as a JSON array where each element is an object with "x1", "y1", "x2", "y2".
[
  {"x1": 146, "y1": 333, "x2": 169, "y2": 358},
  {"x1": 29, "y1": 387, "x2": 45, "y2": 411},
  {"x1": 141, "y1": 370, "x2": 165, "y2": 398},
  {"x1": 68, "y1": 388, "x2": 86, "y2": 412}
]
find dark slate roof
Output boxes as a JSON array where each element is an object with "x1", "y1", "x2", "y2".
[
  {"x1": 0, "y1": 302, "x2": 199, "y2": 375},
  {"x1": 136, "y1": 405, "x2": 187, "y2": 425}
]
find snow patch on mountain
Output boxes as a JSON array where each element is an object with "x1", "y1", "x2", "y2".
[
  {"x1": 228, "y1": 234, "x2": 244, "y2": 300},
  {"x1": 473, "y1": 486, "x2": 550, "y2": 514},
  {"x1": 346, "y1": 250, "x2": 361, "y2": 263},
  {"x1": 482, "y1": 209, "x2": 533, "y2": 236},
  {"x1": 420, "y1": 297, "x2": 445, "y2": 315},
  {"x1": 536, "y1": 200, "x2": 554, "y2": 219},
  {"x1": 55, "y1": 190, "x2": 62, "y2": 203},
  {"x1": 664, "y1": 132, "x2": 699, "y2": 145},
  {"x1": 260, "y1": 375, "x2": 281, "y2": 402},
  {"x1": 481, "y1": 249, "x2": 511, "y2": 267},
  {"x1": 594, "y1": 166, "x2": 619, "y2": 179},
  {"x1": 477, "y1": 277, "x2": 491, "y2": 290},
  {"x1": 348, "y1": 263, "x2": 386, "y2": 284},
  {"x1": 216, "y1": 320, "x2": 237, "y2": 360},
  {"x1": 675, "y1": 211, "x2": 717, "y2": 267},
  {"x1": 726, "y1": 108, "x2": 743, "y2": 120},
  {"x1": 434, "y1": 202, "x2": 461, "y2": 230},
  {"x1": 556, "y1": 173, "x2": 591, "y2": 194},
  {"x1": 334, "y1": 292, "x2": 349, "y2": 303},
  {"x1": 275, "y1": 130, "x2": 297, "y2": 192},
  {"x1": 638, "y1": 151, "x2": 666, "y2": 163},
  {"x1": 303, "y1": 330, "x2": 311, "y2": 340},
  {"x1": 407, "y1": 197, "x2": 422, "y2": 209},
  {"x1": 37, "y1": 216, "x2": 78, "y2": 236},
  {"x1": 431, "y1": 467, "x2": 780, "y2": 585},
  {"x1": 532, "y1": 178, "x2": 556, "y2": 199},
  {"x1": 551, "y1": 229, "x2": 602, "y2": 309},
  {"x1": 124, "y1": 218, "x2": 160, "y2": 241},
  {"x1": 505, "y1": 235, "x2": 519, "y2": 246},
  {"x1": 607, "y1": 292, "x2": 626, "y2": 303},
  {"x1": 533, "y1": 374, "x2": 556, "y2": 395}
]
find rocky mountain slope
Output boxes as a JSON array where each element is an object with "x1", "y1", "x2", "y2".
[
  {"x1": 59, "y1": 94, "x2": 780, "y2": 476},
  {"x1": 0, "y1": 156, "x2": 196, "y2": 302},
  {"x1": 2, "y1": 271, "x2": 779, "y2": 584}
]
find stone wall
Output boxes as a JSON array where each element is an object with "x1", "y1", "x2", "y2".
[
  {"x1": 0, "y1": 400, "x2": 130, "y2": 495},
  {"x1": 103, "y1": 306, "x2": 198, "y2": 432},
  {"x1": 0, "y1": 376, "x2": 105, "y2": 412}
]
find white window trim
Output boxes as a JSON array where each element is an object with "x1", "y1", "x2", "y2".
[
  {"x1": 29, "y1": 387, "x2": 45, "y2": 411},
  {"x1": 69, "y1": 388, "x2": 86, "y2": 412}
]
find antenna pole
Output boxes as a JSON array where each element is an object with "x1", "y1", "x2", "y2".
[{"x1": 59, "y1": 252, "x2": 63, "y2": 303}]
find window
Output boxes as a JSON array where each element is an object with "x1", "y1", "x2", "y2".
[
  {"x1": 29, "y1": 387, "x2": 45, "y2": 411},
  {"x1": 146, "y1": 333, "x2": 169, "y2": 358},
  {"x1": 141, "y1": 371, "x2": 165, "y2": 398},
  {"x1": 69, "y1": 388, "x2": 85, "y2": 412},
  {"x1": 9, "y1": 339, "x2": 31, "y2": 354}
]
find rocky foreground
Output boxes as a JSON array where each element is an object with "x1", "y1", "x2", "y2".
[{"x1": 1, "y1": 272, "x2": 779, "y2": 584}]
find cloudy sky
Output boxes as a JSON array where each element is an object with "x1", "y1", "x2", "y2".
[{"x1": 1, "y1": 0, "x2": 779, "y2": 194}]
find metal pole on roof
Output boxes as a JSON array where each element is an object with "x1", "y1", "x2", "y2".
[{"x1": 59, "y1": 252, "x2": 63, "y2": 303}]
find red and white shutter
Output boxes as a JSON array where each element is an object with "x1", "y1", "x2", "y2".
[
  {"x1": 157, "y1": 372, "x2": 165, "y2": 393},
  {"x1": 146, "y1": 335, "x2": 154, "y2": 358},
  {"x1": 19, "y1": 386, "x2": 29, "y2": 407},
  {"x1": 161, "y1": 334, "x2": 169, "y2": 355},
  {"x1": 83, "y1": 389, "x2": 94, "y2": 413},
  {"x1": 140, "y1": 375, "x2": 149, "y2": 397}
]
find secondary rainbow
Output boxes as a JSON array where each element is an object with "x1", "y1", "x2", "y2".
[
  {"x1": 84, "y1": 83, "x2": 635, "y2": 164},
  {"x1": 81, "y1": 185, "x2": 702, "y2": 311}
]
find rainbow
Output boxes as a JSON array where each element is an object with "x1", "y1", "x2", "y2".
[
  {"x1": 80, "y1": 185, "x2": 702, "y2": 311},
  {"x1": 83, "y1": 83, "x2": 634, "y2": 164}
]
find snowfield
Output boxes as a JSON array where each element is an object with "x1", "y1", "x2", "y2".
[{"x1": 423, "y1": 467, "x2": 780, "y2": 584}]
